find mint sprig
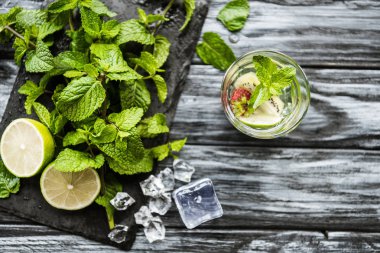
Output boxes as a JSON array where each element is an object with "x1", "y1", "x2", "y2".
[
  {"x1": 248, "y1": 55, "x2": 296, "y2": 112},
  {"x1": 0, "y1": 0, "x2": 191, "y2": 223}
]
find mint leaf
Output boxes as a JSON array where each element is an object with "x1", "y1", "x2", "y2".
[
  {"x1": 84, "y1": 64, "x2": 99, "y2": 78},
  {"x1": 152, "y1": 74, "x2": 167, "y2": 103},
  {"x1": 54, "y1": 148, "x2": 105, "y2": 172},
  {"x1": 63, "y1": 130, "x2": 88, "y2": 147},
  {"x1": 248, "y1": 55, "x2": 296, "y2": 109},
  {"x1": 131, "y1": 51, "x2": 157, "y2": 76},
  {"x1": 90, "y1": 124, "x2": 117, "y2": 144},
  {"x1": 116, "y1": 19, "x2": 154, "y2": 45},
  {"x1": 196, "y1": 32, "x2": 236, "y2": 71},
  {"x1": 96, "y1": 138, "x2": 128, "y2": 163},
  {"x1": 32, "y1": 102, "x2": 51, "y2": 128},
  {"x1": 101, "y1": 20, "x2": 120, "y2": 39},
  {"x1": 16, "y1": 9, "x2": 47, "y2": 29},
  {"x1": 82, "y1": 0, "x2": 117, "y2": 17},
  {"x1": 50, "y1": 109, "x2": 67, "y2": 135},
  {"x1": 126, "y1": 131, "x2": 145, "y2": 162},
  {"x1": 170, "y1": 137, "x2": 187, "y2": 152},
  {"x1": 56, "y1": 76, "x2": 106, "y2": 121},
  {"x1": 150, "y1": 144, "x2": 170, "y2": 161},
  {"x1": 107, "y1": 71, "x2": 142, "y2": 81},
  {"x1": 64, "y1": 70, "x2": 85, "y2": 78},
  {"x1": 54, "y1": 51, "x2": 88, "y2": 71},
  {"x1": 120, "y1": 79, "x2": 151, "y2": 112},
  {"x1": 217, "y1": 0, "x2": 249, "y2": 32},
  {"x1": 66, "y1": 28, "x2": 90, "y2": 52},
  {"x1": 252, "y1": 55, "x2": 277, "y2": 83},
  {"x1": 80, "y1": 6, "x2": 101, "y2": 39},
  {"x1": 248, "y1": 84, "x2": 271, "y2": 111},
  {"x1": 107, "y1": 149, "x2": 153, "y2": 175},
  {"x1": 38, "y1": 22, "x2": 63, "y2": 40},
  {"x1": 90, "y1": 43, "x2": 135, "y2": 73},
  {"x1": 18, "y1": 80, "x2": 44, "y2": 114},
  {"x1": 154, "y1": 35, "x2": 171, "y2": 68},
  {"x1": 95, "y1": 173, "x2": 122, "y2": 229},
  {"x1": 108, "y1": 107, "x2": 144, "y2": 131},
  {"x1": 48, "y1": 0, "x2": 78, "y2": 13},
  {"x1": 12, "y1": 37, "x2": 27, "y2": 66},
  {"x1": 270, "y1": 66, "x2": 296, "y2": 93},
  {"x1": 0, "y1": 158, "x2": 20, "y2": 199},
  {"x1": 137, "y1": 113, "x2": 169, "y2": 138},
  {"x1": 180, "y1": 0, "x2": 195, "y2": 32},
  {"x1": 25, "y1": 40, "x2": 54, "y2": 73}
]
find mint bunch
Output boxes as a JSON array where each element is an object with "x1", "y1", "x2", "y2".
[
  {"x1": 0, "y1": 0, "x2": 195, "y2": 227},
  {"x1": 248, "y1": 55, "x2": 296, "y2": 112}
]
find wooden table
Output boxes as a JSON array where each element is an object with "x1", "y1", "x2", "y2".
[{"x1": 1, "y1": 0, "x2": 380, "y2": 251}]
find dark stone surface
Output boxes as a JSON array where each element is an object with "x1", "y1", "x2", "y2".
[{"x1": 0, "y1": 0, "x2": 208, "y2": 250}]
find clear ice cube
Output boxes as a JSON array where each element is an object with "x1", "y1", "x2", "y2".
[
  {"x1": 172, "y1": 178, "x2": 223, "y2": 229},
  {"x1": 173, "y1": 159, "x2": 195, "y2": 183},
  {"x1": 157, "y1": 167, "x2": 175, "y2": 191},
  {"x1": 148, "y1": 192, "x2": 172, "y2": 215},
  {"x1": 108, "y1": 224, "x2": 129, "y2": 244},
  {"x1": 134, "y1": 205, "x2": 153, "y2": 227},
  {"x1": 143, "y1": 216, "x2": 166, "y2": 243},
  {"x1": 140, "y1": 175, "x2": 165, "y2": 198},
  {"x1": 110, "y1": 192, "x2": 136, "y2": 211}
]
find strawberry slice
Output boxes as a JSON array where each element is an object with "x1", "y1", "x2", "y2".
[{"x1": 230, "y1": 88, "x2": 251, "y2": 116}]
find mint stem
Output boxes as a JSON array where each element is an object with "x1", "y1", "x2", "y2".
[
  {"x1": 5, "y1": 25, "x2": 36, "y2": 48},
  {"x1": 153, "y1": 0, "x2": 175, "y2": 35}
]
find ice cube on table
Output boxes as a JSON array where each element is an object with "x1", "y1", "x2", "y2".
[
  {"x1": 134, "y1": 205, "x2": 153, "y2": 227},
  {"x1": 108, "y1": 224, "x2": 129, "y2": 244},
  {"x1": 173, "y1": 159, "x2": 195, "y2": 183},
  {"x1": 110, "y1": 192, "x2": 136, "y2": 211},
  {"x1": 143, "y1": 216, "x2": 166, "y2": 243},
  {"x1": 140, "y1": 175, "x2": 165, "y2": 198},
  {"x1": 148, "y1": 192, "x2": 172, "y2": 215},
  {"x1": 157, "y1": 167, "x2": 175, "y2": 191},
  {"x1": 172, "y1": 178, "x2": 223, "y2": 229}
]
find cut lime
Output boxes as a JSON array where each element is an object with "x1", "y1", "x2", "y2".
[
  {"x1": 0, "y1": 118, "x2": 55, "y2": 177},
  {"x1": 40, "y1": 164, "x2": 101, "y2": 210},
  {"x1": 238, "y1": 107, "x2": 283, "y2": 128}
]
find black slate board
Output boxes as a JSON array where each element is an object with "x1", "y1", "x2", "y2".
[{"x1": 0, "y1": 0, "x2": 208, "y2": 250}]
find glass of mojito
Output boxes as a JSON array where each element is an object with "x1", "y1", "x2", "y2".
[{"x1": 221, "y1": 50, "x2": 310, "y2": 139}]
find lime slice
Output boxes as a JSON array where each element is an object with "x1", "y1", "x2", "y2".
[
  {"x1": 40, "y1": 164, "x2": 101, "y2": 210},
  {"x1": 238, "y1": 108, "x2": 283, "y2": 128},
  {"x1": 0, "y1": 118, "x2": 55, "y2": 177}
]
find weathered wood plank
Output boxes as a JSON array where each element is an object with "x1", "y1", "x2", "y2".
[
  {"x1": 154, "y1": 146, "x2": 380, "y2": 231},
  {"x1": 1, "y1": 146, "x2": 379, "y2": 232},
  {"x1": 0, "y1": 225, "x2": 379, "y2": 252},
  {"x1": 195, "y1": 0, "x2": 380, "y2": 68},
  {"x1": 170, "y1": 65, "x2": 380, "y2": 148}
]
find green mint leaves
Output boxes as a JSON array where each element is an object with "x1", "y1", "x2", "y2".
[
  {"x1": 116, "y1": 19, "x2": 155, "y2": 45},
  {"x1": 56, "y1": 76, "x2": 106, "y2": 121},
  {"x1": 25, "y1": 40, "x2": 54, "y2": 73},
  {"x1": 196, "y1": 32, "x2": 236, "y2": 71},
  {"x1": 217, "y1": 0, "x2": 250, "y2": 32},
  {"x1": 180, "y1": 0, "x2": 195, "y2": 31},
  {"x1": 54, "y1": 148, "x2": 105, "y2": 172},
  {"x1": 248, "y1": 55, "x2": 296, "y2": 111},
  {"x1": 0, "y1": 158, "x2": 20, "y2": 199}
]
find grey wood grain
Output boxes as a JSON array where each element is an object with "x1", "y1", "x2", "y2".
[
  {"x1": 0, "y1": 225, "x2": 379, "y2": 252},
  {"x1": 195, "y1": 0, "x2": 380, "y2": 68},
  {"x1": 170, "y1": 65, "x2": 380, "y2": 148}
]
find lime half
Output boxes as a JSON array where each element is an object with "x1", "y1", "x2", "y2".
[
  {"x1": 0, "y1": 118, "x2": 55, "y2": 177},
  {"x1": 40, "y1": 164, "x2": 101, "y2": 210}
]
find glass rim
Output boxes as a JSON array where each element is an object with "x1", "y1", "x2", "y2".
[{"x1": 221, "y1": 49, "x2": 311, "y2": 139}]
